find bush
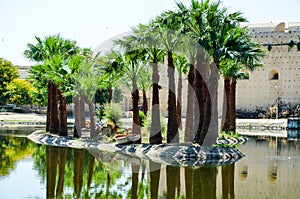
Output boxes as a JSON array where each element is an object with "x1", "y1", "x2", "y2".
[
  {"x1": 139, "y1": 111, "x2": 146, "y2": 127},
  {"x1": 102, "y1": 103, "x2": 122, "y2": 126}
]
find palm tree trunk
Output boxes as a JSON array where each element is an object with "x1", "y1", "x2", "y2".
[
  {"x1": 58, "y1": 89, "x2": 68, "y2": 136},
  {"x1": 108, "y1": 87, "x2": 113, "y2": 103},
  {"x1": 132, "y1": 81, "x2": 141, "y2": 142},
  {"x1": 229, "y1": 78, "x2": 237, "y2": 132},
  {"x1": 202, "y1": 63, "x2": 219, "y2": 146},
  {"x1": 167, "y1": 51, "x2": 179, "y2": 143},
  {"x1": 176, "y1": 73, "x2": 182, "y2": 129},
  {"x1": 221, "y1": 77, "x2": 231, "y2": 132},
  {"x1": 150, "y1": 62, "x2": 162, "y2": 144},
  {"x1": 193, "y1": 51, "x2": 205, "y2": 144},
  {"x1": 88, "y1": 101, "x2": 97, "y2": 138},
  {"x1": 131, "y1": 80, "x2": 141, "y2": 140},
  {"x1": 185, "y1": 63, "x2": 195, "y2": 143},
  {"x1": 199, "y1": 82, "x2": 212, "y2": 145},
  {"x1": 46, "y1": 81, "x2": 52, "y2": 132},
  {"x1": 79, "y1": 92, "x2": 86, "y2": 129},
  {"x1": 142, "y1": 90, "x2": 148, "y2": 116},
  {"x1": 73, "y1": 95, "x2": 81, "y2": 138},
  {"x1": 50, "y1": 82, "x2": 59, "y2": 134}
]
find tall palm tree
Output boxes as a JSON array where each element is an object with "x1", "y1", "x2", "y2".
[
  {"x1": 218, "y1": 27, "x2": 264, "y2": 132},
  {"x1": 24, "y1": 35, "x2": 80, "y2": 134},
  {"x1": 176, "y1": 0, "x2": 215, "y2": 145},
  {"x1": 154, "y1": 10, "x2": 185, "y2": 143},
  {"x1": 131, "y1": 23, "x2": 165, "y2": 144}
]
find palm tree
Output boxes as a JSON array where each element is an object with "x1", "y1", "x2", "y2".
[
  {"x1": 131, "y1": 23, "x2": 165, "y2": 144},
  {"x1": 173, "y1": 54, "x2": 189, "y2": 129},
  {"x1": 24, "y1": 34, "x2": 80, "y2": 134},
  {"x1": 137, "y1": 66, "x2": 152, "y2": 116},
  {"x1": 174, "y1": 0, "x2": 264, "y2": 144},
  {"x1": 75, "y1": 59, "x2": 101, "y2": 138},
  {"x1": 218, "y1": 27, "x2": 264, "y2": 132},
  {"x1": 154, "y1": 10, "x2": 185, "y2": 143},
  {"x1": 176, "y1": 0, "x2": 215, "y2": 145}
]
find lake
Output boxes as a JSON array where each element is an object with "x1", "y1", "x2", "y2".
[{"x1": 0, "y1": 127, "x2": 300, "y2": 199}]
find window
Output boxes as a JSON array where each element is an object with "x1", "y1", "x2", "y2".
[{"x1": 269, "y1": 70, "x2": 279, "y2": 80}]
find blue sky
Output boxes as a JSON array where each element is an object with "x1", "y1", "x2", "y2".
[{"x1": 0, "y1": 0, "x2": 299, "y2": 66}]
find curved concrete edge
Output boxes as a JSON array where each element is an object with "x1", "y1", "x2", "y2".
[
  {"x1": 116, "y1": 143, "x2": 245, "y2": 166},
  {"x1": 27, "y1": 131, "x2": 245, "y2": 166}
]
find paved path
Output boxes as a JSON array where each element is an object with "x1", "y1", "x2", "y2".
[
  {"x1": 1, "y1": 112, "x2": 287, "y2": 125},
  {"x1": 0, "y1": 112, "x2": 47, "y2": 121}
]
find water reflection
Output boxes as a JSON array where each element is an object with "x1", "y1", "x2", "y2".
[{"x1": 1, "y1": 133, "x2": 300, "y2": 198}]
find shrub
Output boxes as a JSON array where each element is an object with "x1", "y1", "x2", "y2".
[{"x1": 102, "y1": 103, "x2": 122, "y2": 127}]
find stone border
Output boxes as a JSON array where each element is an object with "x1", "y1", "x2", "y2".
[{"x1": 27, "y1": 131, "x2": 245, "y2": 167}]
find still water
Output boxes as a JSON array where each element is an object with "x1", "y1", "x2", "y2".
[{"x1": 0, "y1": 128, "x2": 300, "y2": 199}]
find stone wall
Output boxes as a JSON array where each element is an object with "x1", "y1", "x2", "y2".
[{"x1": 235, "y1": 22, "x2": 300, "y2": 111}]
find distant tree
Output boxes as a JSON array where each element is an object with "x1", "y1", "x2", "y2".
[
  {"x1": 4, "y1": 79, "x2": 37, "y2": 106},
  {"x1": 173, "y1": 54, "x2": 189, "y2": 129},
  {"x1": 137, "y1": 67, "x2": 152, "y2": 116},
  {"x1": 0, "y1": 58, "x2": 19, "y2": 105},
  {"x1": 75, "y1": 59, "x2": 101, "y2": 138}
]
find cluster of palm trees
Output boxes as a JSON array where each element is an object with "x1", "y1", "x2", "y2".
[
  {"x1": 24, "y1": 0, "x2": 264, "y2": 145},
  {"x1": 105, "y1": 0, "x2": 264, "y2": 145}
]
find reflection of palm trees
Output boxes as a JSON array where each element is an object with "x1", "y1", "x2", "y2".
[
  {"x1": 87, "y1": 153, "x2": 95, "y2": 189},
  {"x1": 167, "y1": 165, "x2": 180, "y2": 198},
  {"x1": 150, "y1": 162, "x2": 161, "y2": 199},
  {"x1": 222, "y1": 164, "x2": 235, "y2": 199},
  {"x1": 46, "y1": 146, "x2": 58, "y2": 198},
  {"x1": 74, "y1": 149, "x2": 85, "y2": 197},
  {"x1": 193, "y1": 166, "x2": 217, "y2": 199},
  {"x1": 46, "y1": 146, "x2": 67, "y2": 198},
  {"x1": 185, "y1": 167, "x2": 193, "y2": 199},
  {"x1": 56, "y1": 147, "x2": 67, "y2": 197},
  {"x1": 131, "y1": 163, "x2": 140, "y2": 199}
]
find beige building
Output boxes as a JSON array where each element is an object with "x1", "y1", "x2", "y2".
[{"x1": 236, "y1": 22, "x2": 300, "y2": 111}]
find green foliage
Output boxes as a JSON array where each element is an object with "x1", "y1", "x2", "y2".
[
  {"x1": 137, "y1": 66, "x2": 152, "y2": 92},
  {"x1": 139, "y1": 110, "x2": 146, "y2": 127},
  {"x1": 103, "y1": 103, "x2": 123, "y2": 126},
  {"x1": 112, "y1": 87, "x2": 124, "y2": 103},
  {"x1": 24, "y1": 35, "x2": 87, "y2": 103},
  {"x1": 0, "y1": 58, "x2": 19, "y2": 105},
  {"x1": 215, "y1": 131, "x2": 242, "y2": 148},
  {"x1": 0, "y1": 135, "x2": 36, "y2": 176},
  {"x1": 218, "y1": 131, "x2": 242, "y2": 139},
  {"x1": 173, "y1": 54, "x2": 189, "y2": 75},
  {"x1": 4, "y1": 79, "x2": 37, "y2": 105}
]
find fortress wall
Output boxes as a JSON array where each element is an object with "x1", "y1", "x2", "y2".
[{"x1": 235, "y1": 22, "x2": 300, "y2": 111}]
